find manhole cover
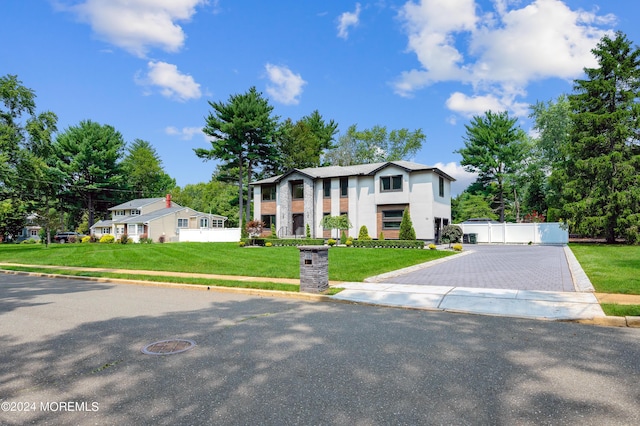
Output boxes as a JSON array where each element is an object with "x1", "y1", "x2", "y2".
[{"x1": 141, "y1": 339, "x2": 196, "y2": 355}]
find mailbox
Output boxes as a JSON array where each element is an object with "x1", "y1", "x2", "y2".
[{"x1": 298, "y1": 245, "x2": 329, "y2": 293}]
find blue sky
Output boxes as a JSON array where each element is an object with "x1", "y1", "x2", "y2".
[{"x1": 2, "y1": 0, "x2": 638, "y2": 195}]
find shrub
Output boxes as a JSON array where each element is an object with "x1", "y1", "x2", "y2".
[
  {"x1": 68, "y1": 235, "x2": 78, "y2": 243},
  {"x1": 379, "y1": 232, "x2": 385, "y2": 241},
  {"x1": 441, "y1": 225, "x2": 463, "y2": 246},
  {"x1": 399, "y1": 208, "x2": 416, "y2": 240},
  {"x1": 340, "y1": 230, "x2": 347, "y2": 245},
  {"x1": 265, "y1": 241, "x2": 273, "y2": 247},
  {"x1": 81, "y1": 235, "x2": 92, "y2": 243},
  {"x1": 358, "y1": 226, "x2": 372, "y2": 241},
  {"x1": 306, "y1": 224, "x2": 311, "y2": 238},
  {"x1": 428, "y1": 243, "x2": 437, "y2": 250},
  {"x1": 119, "y1": 234, "x2": 131, "y2": 244},
  {"x1": 138, "y1": 233, "x2": 152, "y2": 243},
  {"x1": 452, "y1": 243, "x2": 463, "y2": 251},
  {"x1": 351, "y1": 240, "x2": 425, "y2": 249},
  {"x1": 327, "y1": 238, "x2": 337, "y2": 246},
  {"x1": 253, "y1": 238, "x2": 324, "y2": 247},
  {"x1": 99, "y1": 234, "x2": 115, "y2": 243},
  {"x1": 238, "y1": 241, "x2": 246, "y2": 247},
  {"x1": 345, "y1": 240, "x2": 353, "y2": 247},
  {"x1": 21, "y1": 239, "x2": 37, "y2": 244},
  {"x1": 246, "y1": 220, "x2": 265, "y2": 237},
  {"x1": 158, "y1": 235, "x2": 166, "y2": 243},
  {"x1": 270, "y1": 223, "x2": 278, "y2": 238}
]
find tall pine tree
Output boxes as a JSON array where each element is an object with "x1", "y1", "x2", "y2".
[{"x1": 561, "y1": 32, "x2": 640, "y2": 243}]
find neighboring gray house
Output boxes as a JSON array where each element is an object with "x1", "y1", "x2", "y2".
[
  {"x1": 91, "y1": 196, "x2": 227, "y2": 243},
  {"x1": 251, "y1": 161, "x2": 455, "y2": 241}
]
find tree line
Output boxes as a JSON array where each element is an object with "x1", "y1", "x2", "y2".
[
  {"x1": 453, "y1": 31, "x2": 640, "y2": 244},
  {"x1": 0, "y1": 78, "x2": 426, "y2": 241}
]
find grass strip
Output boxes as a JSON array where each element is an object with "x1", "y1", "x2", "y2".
[
  {"x1": 0, "y1": 265, "x2": 344, "y2": 295},
  {"x1": 600, "y1": 304, "x2": 640, "y2": 317}
]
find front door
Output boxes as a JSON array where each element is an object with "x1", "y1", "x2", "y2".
[
  {"x1": 292, "y1": 214, "x2": 304, "y2": 236},
  {"x1": 434, "y1": 217, "x2": 442, "y2": 243}
]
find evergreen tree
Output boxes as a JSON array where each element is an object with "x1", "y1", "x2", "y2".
[
  {"x1": 561, "y1": 32, "x2": 640, "y2": 243},
  {"x1": 399, "y1": 208, "x2": 416, "y2": 240}
]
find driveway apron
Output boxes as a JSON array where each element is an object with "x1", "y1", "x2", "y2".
[{"x1": 380, "y1": 245, "x2": 576, "y2": 292}]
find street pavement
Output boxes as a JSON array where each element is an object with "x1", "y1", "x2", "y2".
[
  {"x1": 1, "y1": 273, "x2": 640, "y2": 425},
  {"x1": 333, "y1": 244, "x2": 607, "y2": 321}
]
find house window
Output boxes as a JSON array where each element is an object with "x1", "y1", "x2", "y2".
[
  {"x1": 439, "y1": 176, "x2": 445, "y2": 197},
  {"x1": 130, "y1": 209, "x2": 141, "y2": 215},
  {"x1": 102, "y1": 227, "x2": 110, "y2": 234},
  {"x1": 382, "y1": 210, "x2": 404, "y2": 229},
  {"x1": 30, "y1": 229, "x2": 38, "y2": 236},
  {"x1": 292, "y1": 181, "x2": 304, "y2": 199},
  {"x1": 212, "y1": 219, "x2": 224, "y2": 228},
  {"x1": 116, "y1": 226, "x2": 125, "y2": 235},
  {"x1": 381, "y1": 175, "x2": 403, "y2": 192},
  {"x1": 262, "y1": 215, "x2": 276, "y2": 229},
  {"x1": 340, "y1": 178, "x2": 348, "y2": 197},
  {"x1": 323, "y1": 179, "x2": 331, "y2": 198},
  {"x1": 114, "y1": 210, "x2": 125, "y2": 216},
  {"x1": 177, "y1": 218, "x2": 189, "y2": 228},
  {"x1": 262, "y1": 184, "x2": 276, "y2": 201},
  {"x1": 200, "y1": 218, "x2": 209, "y2": 228},
  {"x1": 128, "y1": 224, "x2": 143, "y2": 235}
]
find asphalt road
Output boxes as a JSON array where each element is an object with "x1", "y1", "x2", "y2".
[{"x1": 1, "y1": 274, "x2": 640, "y2": 425}]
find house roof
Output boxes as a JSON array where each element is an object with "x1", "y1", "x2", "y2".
[
  {"x1": 90, "y1": 208, "x2": 228, "y2": 229},
  {"x1": 251, "y1": 161, "x2": 456, "y2": 185},
  {"x1": 108, "y1": 198, "x2": 175, "y2": 211}
]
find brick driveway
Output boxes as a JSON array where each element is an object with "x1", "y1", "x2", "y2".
[{"x1": 382, "y1": 245, "x2": 576, "y2": 292}]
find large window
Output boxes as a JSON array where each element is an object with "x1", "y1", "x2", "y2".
[
  {"x1": 262, "y1": 215, "x2": 276, "y2": 229},
  {"x1": 438, "y1": 176, "x2": 445, "y2": 197},
  {"x1": 262, "y1": 184, "x2": 276, "y2": 201},
  {"x1": 323, "y1": 179, "x2": 331, "y2": 198},
  {"x1": 382, "y1": 210, "x2": 404, "y2": 229},
  {"x1": 340, "y1": 177, "x2": 348, "y2": 197},
  {"x1": 292, "y1": 181, "x2": 304, "y2": 199},
  {"x1": 381, "y1": 175, "x2": 403, "y2": 192},
  {"x1": 178, "y1": 218, "x2": 189, "y2": 228},
  {"x1": 200, "y1": 218, "x2": 209, "y2": 228}
]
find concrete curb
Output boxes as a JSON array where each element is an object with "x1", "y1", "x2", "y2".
[
  {"x1": 564, "y1": 245, "x2": 596, "y2": 292},
  {"x1": 2, "y1": 268, "x2": 638, "y2": 328}
]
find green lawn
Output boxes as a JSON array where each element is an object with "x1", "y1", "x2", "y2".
[
  {"x1": 0, "y1": 242, "x2": 454, "y2": 282},
  {"x1": 569, "y1": 244, "x2": 640, "y2": 295}
]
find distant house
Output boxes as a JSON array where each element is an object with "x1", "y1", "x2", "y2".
[
  {"x1": 17, "y1": 213, "x2": 42, "y2": 242},
  {"x1": 251, "y1": 161, "x2": 455, "y2": 241},
  {"x1": 90, "y1": 196, "x2": 227, "y2": 243}
]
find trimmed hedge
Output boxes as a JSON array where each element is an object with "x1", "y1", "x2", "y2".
[
  {"x1": 241, "y1": 238, "x2": 325, "y2": 247},
  {"x1": 351, "y1": 240, "x2": 425, "y2": 249}
]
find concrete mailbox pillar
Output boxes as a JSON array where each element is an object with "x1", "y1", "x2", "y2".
[{"x1": 298, "y1": 245, "x2": 329, "y2": 293}]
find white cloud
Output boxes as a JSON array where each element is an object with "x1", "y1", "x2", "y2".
[
  {"x1": 394, "y1": 0, "x2": 615, "y2": 116},
  {"x1": 165, "y1": 126, "x2": 206, "y2": 140},
  {"x1": 265, "y1": 64, "x2": 307, "y2": 105},
  {"x1": 432, "y1": 161, "x2": 478, "y2": 196},
  {"x1": 337, "y1": 3, "x2": 362, "y2": 39},
  {"x1": 137, "y1": 61, "x2": 201, "y2": 102},
  {"x1": 60, "y1": 0, "x2": 205, "y2": 57}
]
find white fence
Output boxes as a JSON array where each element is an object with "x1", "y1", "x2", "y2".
[
  {"x1": 456, "y1": 222, "x2": 568, "y2": 245},
  {"x1": 178, "y1": 228, "x2": 241, "y2": 243}
]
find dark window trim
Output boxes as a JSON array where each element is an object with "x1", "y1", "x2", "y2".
[
  {"x1": 291, "y1": 181, "x2": 304, "y2": 200},
  {"x1": 438, "y1": 176, "x2": 445, "y2": 198},
  {"x1": 382, "y1": 209, "x2": 404, "y2": 230},
  {"x1": 380, "y1": 175, "x2": 403, "y2": 192},
  {"x1": 340, "y1": 178, "x2": 348, "y2": 198},
  {"x1": 262, "y1": 184, "x2": 276, "y2": 201}
]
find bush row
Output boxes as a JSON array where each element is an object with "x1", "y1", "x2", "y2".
[
  {"x1": 241, "y1": 238, "x2": 325, "y2": 247},
  {"x1": 351, "y1": 240, "x2": 425, "y2": 249}
]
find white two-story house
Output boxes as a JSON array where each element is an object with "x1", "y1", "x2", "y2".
[
  {"x1": 251, "y1": 161, "x2": 455, "y2": 241},
  {"x1": 90, "y1": 196, "x2": 227, "y2": 242}
]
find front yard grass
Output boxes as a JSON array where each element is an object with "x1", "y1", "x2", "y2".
[
  {"x1": 569, "y1": 244, "x2": 640, "y2": 295},
  {"x1": 0, "y1": 242, "x2": 455, "y2": 282},
  {"x1": 570, "y1": 244, "x2": 640, "y2": 317}
]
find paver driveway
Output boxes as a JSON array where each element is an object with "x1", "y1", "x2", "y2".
[{"x1": 380, "y1": 245, "x2": 576, "y2": 292}]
